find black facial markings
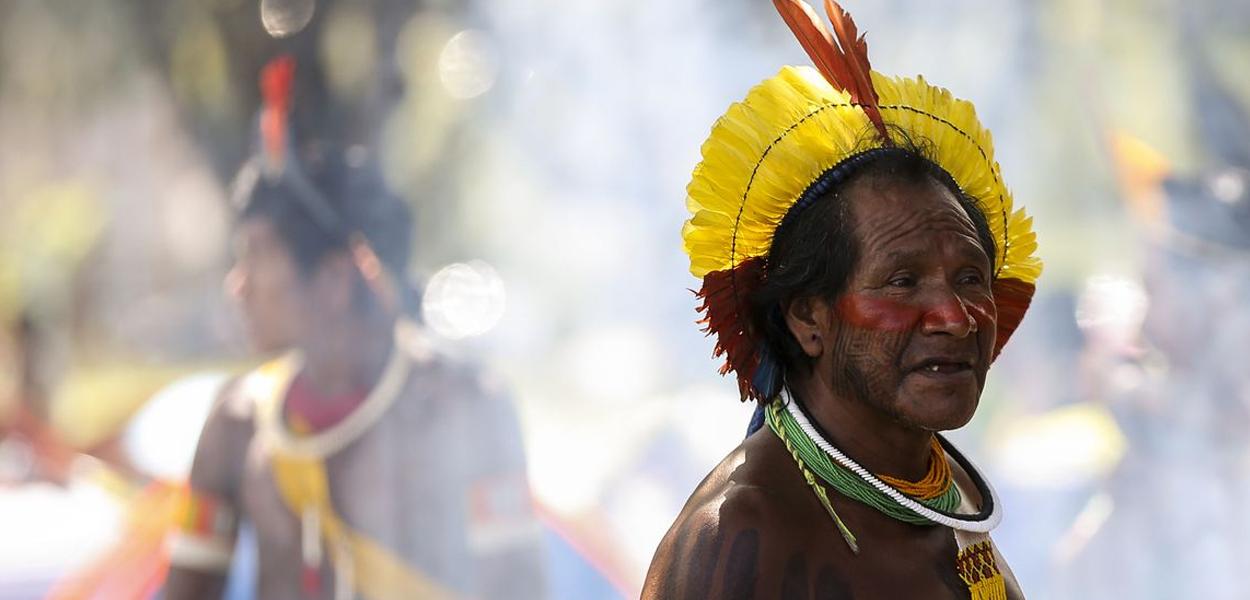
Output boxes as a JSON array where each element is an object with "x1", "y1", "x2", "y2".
[
  {"x1": 837, "y1": 361, "x2": 873, "y2": 412},
  {"x1": 830, "y1": 322, "x2": 910, "y2": 417},
  {"x1": 722, "y1": 529, "x2": 761, "y2": 600}
]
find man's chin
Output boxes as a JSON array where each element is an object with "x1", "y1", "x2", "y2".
[
  {"x1": 898, "y1": 407, "x2": 978, "y2": 432},
  {"x1": 246, "y1": 331, "x2": 293, "y2": 356},
  {"x1": 896, "y1": 382, "x2": 981, "y2": 431}
]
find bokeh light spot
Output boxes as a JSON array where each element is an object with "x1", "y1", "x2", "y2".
[
  {"x1": 260, "y1": 0, "x2": 316, "y2": 39},
  {"x1": 438, "y1": 30, "x2": 499, "y2": 99},
  {"x1": 423, "y1": 260, "x2": 507, "y2": 339}
]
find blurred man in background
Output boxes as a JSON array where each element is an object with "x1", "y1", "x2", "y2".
[
  {"x1": 164, "y1": 58, "x2": 545, "y2": 600},
  {"x1": 1052, "y1": 21, "x2": 1250, "y2": 596},
  {"x1": 1058, "y1": 160, "x2": 1250, "y2": 599}
]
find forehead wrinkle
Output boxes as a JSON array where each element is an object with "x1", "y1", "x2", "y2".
[
  {"x1": 855, "y1": 204, "x2": 977, "y2": 256},
  {"x1": 948, "y1": 232, "x2": 992, "y2": 264},
  {"x1": 856, "y1": 174, "x2": 954, "y2": 210},
  {"x1": 873, "y1": 233, "x2": 988, "y2": 274}
]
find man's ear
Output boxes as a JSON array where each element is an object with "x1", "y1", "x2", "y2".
[
  {"x1": 785, "y1": 296, "x2": 833, "y2": 359},
  {"x1": 312, "y1": 252, "x2": 357, "y2": 313}
]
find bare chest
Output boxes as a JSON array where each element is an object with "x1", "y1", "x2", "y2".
[
  {"x1": 768, "y1": 526, "x2": 973, "y2": 600},
  {"x1": 237, "y1": 416, "x2": 468, "y2": 598}
]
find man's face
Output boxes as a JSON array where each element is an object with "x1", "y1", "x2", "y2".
[
  {"x1": 821, "y1": 175, "x2": 997, "y2": 431},
  {"x1": 225, "y1": 218, "x2": 311, "y2": 353}
]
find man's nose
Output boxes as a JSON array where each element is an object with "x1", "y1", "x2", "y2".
[{"x1": 919, "y1": 287, "x2": 976, "y2": 338}]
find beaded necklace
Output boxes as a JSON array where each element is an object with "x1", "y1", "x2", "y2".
[
  {"x1": 767, "y1": 400, "x2": 962, "y2": 529},
  {"x1": 766, "y1": 392, "x2": 1008, "y2": 599},
  {"x1": 765, "y1": 390, "x2": 1003, "y2": 546}
]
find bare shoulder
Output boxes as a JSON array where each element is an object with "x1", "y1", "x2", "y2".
[
  {"x1": 395, "y1": 337, "x2": 514, "y2": 425},
  {"x1": 187, "y1": 376, "x2": 255, "y2": 498},
  {"x1": 642, "y1": 431, "x2": 825, "y2": 600}
]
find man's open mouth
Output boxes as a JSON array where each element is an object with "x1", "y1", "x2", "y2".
[{"x1": 910, "y1": 358, "x2": 975, "y2": 375}]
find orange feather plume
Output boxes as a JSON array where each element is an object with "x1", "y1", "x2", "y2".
[{"x1": 772, "y1": 0, "x2": 890, "y2": 142}]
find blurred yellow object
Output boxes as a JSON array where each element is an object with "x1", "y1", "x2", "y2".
[
  {"x1": 1109, "y1": 131, "x2": 1171, "y2": 227},
  {"x1": 170, "y1": 13, "x2": 233, "y2": 118},
  {"x1": 273, "y1": 454, "x2": 460, "y2": 599},
  {"x1": 0, "y1": 181, "x2": 104, "y2": 321},
  {"x1": 49, "y1": 361, "x2": 250, "y2": 450},
  {"x1": 987, "y1": 403, "x2": 1127, "y2": 489}
]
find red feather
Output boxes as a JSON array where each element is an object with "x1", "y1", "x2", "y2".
[
  {"x1": 772, "y1": 0, "x2": 890, "y2": 142},
  {"x1": 772, "y1": 0, "x2": 848, "y2": 92},
  {"x1": 260, "y1": 55, "x2": 296, "y2": 169},
  {"x1": 991, "y1": 278, "x2": 1035, "y2": 360},
  {"x1": 824, "y1": 0, "x2": 888, "y2": 140},
  {"x1": 696, "y1": 258, "x2": 767, "y2": 401}
]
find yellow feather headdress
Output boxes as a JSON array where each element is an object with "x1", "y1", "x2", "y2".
[{"x1": 684, "y1": 0, "x2": 1042, "y2": 400}]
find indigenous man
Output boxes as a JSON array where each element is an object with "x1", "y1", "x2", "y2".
[
  {"x1": 643, "y1": 2, "x2": 1041, "y2": 598},
  {"x1": 164, "y1": 58, "x2": 545, "y2": 600}
]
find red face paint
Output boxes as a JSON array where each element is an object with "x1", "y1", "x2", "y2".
[
  {"x1": 966, "y1": 296, "x2": 997, "y2": 333},
  {"x1": 835, "y1": 294, "x2": 923, "y2": 332},
  {"x1": 920, "y1": 293, "x2": 971, "y2": 332},
  {"x1": 836, "y1": 292, "x2": 997, "y2": 335}
]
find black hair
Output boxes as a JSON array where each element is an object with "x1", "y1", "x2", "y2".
[
  {"x1": 748, "y1": 136, "x2": 997, "y2": 389},
  {"x1": 234, "y1": 145, "x2": 413, "y2": 281}
]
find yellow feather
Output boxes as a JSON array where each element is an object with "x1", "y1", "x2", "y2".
[{"x1": 683, "y1": 65, "x2": 1042, "y2": 290}]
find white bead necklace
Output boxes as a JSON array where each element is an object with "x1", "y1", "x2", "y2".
[{"x1": 781, "y1": 389, "x2": 1003, "y2": 533}]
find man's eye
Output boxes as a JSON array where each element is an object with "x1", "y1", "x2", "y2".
[
  {"x1": 888, "y1": 275, "x2": 915, "y2": 288},
  {"x1": 958, "y1": 271, "x2": 986, "y2": 285}
]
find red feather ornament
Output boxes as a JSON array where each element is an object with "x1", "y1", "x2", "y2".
[
  {"x1": 696, "y1": 258, "x2": 766, "y2": 401},
  {"x1": 990, "y1": 278, "x2": 1035, "y2": 360},
  {"x1": 772, "y1": 0, "x2": 890, "y2": 142},
  {"x1": 260, "y1": 55, "x2": 296, "y2": 171}
]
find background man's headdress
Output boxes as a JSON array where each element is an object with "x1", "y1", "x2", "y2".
[
  {"x1": 683, "y1": 0, "x2": 1043, "y2": 400},
  {"x1": 234, "y1": 55, "x2": 405, "y2": 316}
]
